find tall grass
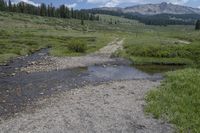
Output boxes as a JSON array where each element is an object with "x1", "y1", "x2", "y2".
[{"x1": 146, "y1": 68, "x2": 200, "y2": 132}]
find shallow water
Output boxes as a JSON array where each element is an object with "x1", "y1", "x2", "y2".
[{"x1": 0, "y1": 49, "x2": 184, "y2": 119}]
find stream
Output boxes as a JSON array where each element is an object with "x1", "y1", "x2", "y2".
[{"x1": 0, "y1": 49, "x2": 184, "y2": 119}]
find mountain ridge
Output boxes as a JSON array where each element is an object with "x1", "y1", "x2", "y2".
[{"x1": 95, "y1": 2, "x2": 200, "y2": 15}]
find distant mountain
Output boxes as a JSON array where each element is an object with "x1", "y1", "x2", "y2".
[
  {"x1": 83, "y1": 2, "x2": 200, "y2": 26},
  {"x1": 96, "y1": 2, "x2": 200, "y2": 15}
]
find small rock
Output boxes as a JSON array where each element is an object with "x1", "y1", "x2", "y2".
[
  {"x1": 26, "y1": 71, "x2": 31, "y2": 74},
  {"x1": 11, "y1": 73, "x2": 16, "y2": 76},
  {"x1": 119, "y1": 86, "x2": 125, "y2": 89},
  {"x1": 30, "y1": 61, "x2": 36, "y2": 65},
  {"x1": 104, "y1": 101, "x2": 109, "y2": 104}
]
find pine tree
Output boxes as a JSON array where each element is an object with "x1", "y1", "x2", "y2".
[
  {"x1": 40, "y1": 3, "x2": 47, "y2": 16},
  {"x1": 59, "y1": 5, "x2": 66, "y2": 18},
  {"x1": 71, "y1": 8, "x2": 74, "y2": 18},
  {"x1": 47, "y1": 5, "x2": 51, "y2": 17},
  {"x1": 0, "y1": 0, "x2": 6, "y2": 11},
  {"x1": 195, "y1": 20, "x2": 200, "y2": 30},
  {"x1": 8, "y1": 0, "x2": 12, "y2": 11}
]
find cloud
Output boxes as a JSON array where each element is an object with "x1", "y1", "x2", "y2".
[
  {"x1": 13, "y1": 0, "x2": 40, "y2": 6},
  {"x1": 168, "y1": 0, "x2": 189, "y2": 5},
  {"x1": 87, "y1": 0, "x2": 191, "y2": 7},
  {"x1": 87, "y1": 0, "x2": 142, "y2": 7},
  {"x1": 65, "y1": 3, "x2": 77, "y2": 8},
  {"x1": 104, "y1": 0, "x2": 120, "y2": 7}
]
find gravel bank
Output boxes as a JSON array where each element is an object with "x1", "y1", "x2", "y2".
[
  {"x1": 0, "y1": 80, "x2": 173, "y2": 133},
  {"x1": 21, "y1": 40, "x2": 124, "y2": 73}
]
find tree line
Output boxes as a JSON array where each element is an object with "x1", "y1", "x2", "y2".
[{"x1": 0, "y1": 0, "x2": 99, "y2": 21}]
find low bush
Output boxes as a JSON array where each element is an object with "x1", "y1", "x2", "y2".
[{"x1": 67, "y1": 40, "x2": 87, "y2": 53}]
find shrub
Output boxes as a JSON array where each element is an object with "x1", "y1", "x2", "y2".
[{"x1": 67, "y1": 40, "x2": 87, "y2": 53}]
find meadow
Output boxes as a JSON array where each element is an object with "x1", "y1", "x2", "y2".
[
  {"x1": 114, "y1": 25, "x2": 200, "y2": 67},
  {"x1": 0, "y1": 12, "x2": 126, "y2": 64},
  {"x1": 1, "y1": 11, "x2": 200, "y2": 132}
]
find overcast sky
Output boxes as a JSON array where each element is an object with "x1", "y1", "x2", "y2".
[{"x1": 11, "y1": 0, "x2": 200, "y2": 9}]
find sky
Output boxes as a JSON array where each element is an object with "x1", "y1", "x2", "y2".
[{"x1": 11, "y1": 0, "x2": 200, "y2": 9}]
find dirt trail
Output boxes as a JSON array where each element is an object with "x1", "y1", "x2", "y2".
[
  {"x1": 0, "y1": 80, "x2": 173, "y2": 133},
  {"x1": 21, "y1": 39, "x2": 124, "y2": 73},
  {"x1": 92, "y1": 39, "x2": 123, "y2": 56}
]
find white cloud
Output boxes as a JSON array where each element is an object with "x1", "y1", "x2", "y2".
[
  {"x1": 13, "y1": 0, "x2": 40, "y2": 6},
  {"x1": 65, "y1": 3, "x2": 77, "y2": 8},
  {"x1": 198, "y1": 6, "x2": 200, "y2": 9},
  {"x1": 87, "y1": 0, "x2": 142, "y2": 7},
  {"x1": 169, "y1": 0, "x2": 189, "y2": 5},
  {"x1": 104, "y1": 0, "x2": 120, "y2": 7}
]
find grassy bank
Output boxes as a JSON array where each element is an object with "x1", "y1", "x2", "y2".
[
  {"x1": 0, "y1": 12, "x2": 122, "y2": 64},
  {"x1": 0, "y1": 11, "x2": 145, "y2": 64},
  {"x1": 112, "y1": 25, "x2": 200, "y2": 132},
  {"x1": 116, "y1": 25, "x2": 200, "y2": 67},
  {"x1": 145, "y1": 68, "x2": 200, "y2": 132}
]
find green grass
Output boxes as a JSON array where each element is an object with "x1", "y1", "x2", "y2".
[
  {"x1": 118, "y1": 26, "x2": 200, "y2": 67},
  {"x1": 0, "y1": 11, "x2": 120, "y2": 64},
  {"x1": 0, "y1": 53, "x2": 18, "y2": 64},
  {"x1": 0, "y1": 11, "x2": 148, "y2": 64},
  {"x1": 129, "y1": 56, "x2": 193, "y2": 65},
  {"x1": 145, "y1": 68, "x2": 200, "y2": 132}
]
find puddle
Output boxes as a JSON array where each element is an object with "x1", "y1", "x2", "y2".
[
  {"x1": 85, "y1": 65, "x2": 162, "y2": 81},
  {"x1": 0, "y1": 49, "x2": 184, "y2": 119}
]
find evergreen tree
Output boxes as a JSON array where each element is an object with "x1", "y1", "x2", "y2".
[
  {"x1": 47, "y1": 5, "x2": 51, "y2": 17},
  {"x1": 18, "y1": 2, "x2": 25, "y2": 13},
  {"x1": 12, "y1": 4, "x2": 17, "y2": 12},
  {"x1": 59, "y1": 5, "x2": 66, "y2": 18},
  {"x1": 71, "y1": 8, "x2": 74, "y2": 18},
  {"x1": 195, "y1": 20, "x2": 200, "y2": 30},
  {"x1": 0, "y1": 0, "x2": 6, "y2": 11},
  {"x1": 0, "y1": 1, "x2": 96, "y2": 21},
  {"x1": 40, "y1": 3, "x2": 47, "y2": 16},
  {"x1": 8, "y1": 0, "x2": 12, "y2": 11}
]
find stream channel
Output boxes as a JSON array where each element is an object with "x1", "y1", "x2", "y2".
[{"x1": 0, "y1": 49, "x2": 184, "y2": 119}]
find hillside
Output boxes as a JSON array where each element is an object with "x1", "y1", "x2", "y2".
[
  {"x1": 84, "y1": 2, "x2": 200, "y2": 26},
  {"x1": 96, "y1": 2, "x2": 200, "y2": 15}
]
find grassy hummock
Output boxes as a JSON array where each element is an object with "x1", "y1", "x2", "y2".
[{"x1": 145, "y1": 68, "x2": 200, "y2": 132}]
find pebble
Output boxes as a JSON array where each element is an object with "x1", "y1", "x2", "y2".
[{"x1": 11, "y1": 73, "x2": 16, "y2": 76}]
